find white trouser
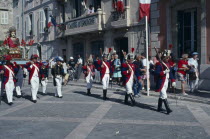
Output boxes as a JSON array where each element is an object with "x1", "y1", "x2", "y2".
[
  {"x1": 41, "y1": 78, "x2": 48, "y2": 94},
  {"x1": 102, "y1": 74, "x2": 110, "y2": 90},
  {"x1": 31, "y1": 76, "x2": 40, "y2": 100},
  {"x1": 86, "y1": 73, "x2": 93, "y2": 89},
  {"x1": 160, "y1": 78, "x2": 168, "y2": 99},
  {"x1": 55, "y1": 76, "x2": 62, "y2": 97},
  {"x1": 126, "y1": 78, "x2": 134, "y2": 94},
  {"x1": 189, "y1": 78, "x2": 199, "y2": 92},
  {"x1": 16, "y1": 86, "x2": 21, "y2": 96},
  {"x1": 5, "y1": 79, "x2": 15, "y2": 103}
]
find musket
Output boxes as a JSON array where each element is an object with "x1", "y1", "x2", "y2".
[{"x1": 100, "y1": 48, "x2": 103, "y2": 57}]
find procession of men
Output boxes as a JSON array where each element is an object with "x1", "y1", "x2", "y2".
[{"x1": 1, "y1": 44, "x2": 197, "y2": 116}]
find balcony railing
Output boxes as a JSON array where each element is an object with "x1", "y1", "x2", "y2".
[
  {"x1": 111, "y1": 6, "x2": 130, "y2": 28},
  {"x1": 56, "y1": 9, "x2": 105, "y2": 37}
]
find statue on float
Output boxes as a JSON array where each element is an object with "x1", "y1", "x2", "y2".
[{"x1": 2, "y1": 27, "x2": 22, "y2": 59}]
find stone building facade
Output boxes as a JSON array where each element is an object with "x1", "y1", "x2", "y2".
[
  {"x1": 0, "y1": 0, "x2": 13, "y2": 43},
  {"x1": 154, "y1": 0, "x2": 210, "y2": 90},
  {"x1": 12, "y1": 0, "x2": 210, "y2": 90}
]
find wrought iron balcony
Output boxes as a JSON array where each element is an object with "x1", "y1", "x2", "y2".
[
  {"x1": 56, "y1": 9, "x2": 105, "y2": 37},
  {"x1": 111, "y1": 6, "x2": 130, "y2": 28}
]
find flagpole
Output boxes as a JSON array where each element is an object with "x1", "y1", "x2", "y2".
[{"x1": 146, "y1": 16, "x2": 149, "y2": 96}]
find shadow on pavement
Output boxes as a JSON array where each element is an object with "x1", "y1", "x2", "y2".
[{"x1": 73, "y1": 90, "x2": 160, "y2": 113}]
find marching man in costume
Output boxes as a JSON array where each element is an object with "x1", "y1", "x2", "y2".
[
  {"x1": 83, "y1": 55, "x2": 95, "y2": 95},
  {"x1": 26, "y1": 54, "x2": 42, "y2": 103},
  {"x1": 0, "y1": 55, "x2": 17, "y2": 105},
  {"x1": 121, "y1": 50, "x2": 137, "y2": 106},
  {"x1": 155, "y1": 51, "x2": 173, "y2": 114},
  {"x1": 40, "y1": 63, "x2": 49, "y2": 95},
  {"x1": 51, "y1": 56, "x2": 65, "y2": 98},
  {"x1": 98, "y1": 53, "x2": 111, "y2": 100}
]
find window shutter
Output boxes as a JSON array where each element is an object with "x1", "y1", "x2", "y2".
[
  {"x1": 39, "y1": 10, "x2": 42, "y2": 33},
  {"x1": 26, "y1": 15, "x2": 29, "y2": 36},
  {"x1": 1, "y1": 12, "x2": 3, "y2": 24},
  {"x1": 43, "y1": 10, "x2": 46, "y2": 29},
  {"x1": 29, "y1": 15, "x2": 32, "y2": 35},
  {"x1": 39, "y1": 10, "x2": 45, "y2": 33},
  {"x1": 33, "y1": 13, "x2": 37, "y2": 36},
  {"x1": 5, "y1": 12, "x2": 8, "y2": 24}
]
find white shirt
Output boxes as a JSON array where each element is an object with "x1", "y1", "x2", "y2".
[
  {"x1": 142, "y1": 58, "x2": 149, "y2": 67},
  {"x1": 62, "y1": 63, "x2": 68, "y2": 74},
  {"x1": 77, "y1": 58, "x2": 83, "y2": 65},
  {"x1": 88, "y1": 8, "x2": 94, "y2": 14},
  {"x1": 188, "y1": 58, "x2": 198, "y2": 69}
]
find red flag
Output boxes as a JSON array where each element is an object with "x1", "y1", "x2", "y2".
[
  {"x1": 117, "y1": 0, "x2": 124, "y2": 12},
  {"x1": 139, "y1": 0, "x2": 151, "y2": 21}
]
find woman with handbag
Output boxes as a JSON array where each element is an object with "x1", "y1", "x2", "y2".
[{"x1": 188, "y1": 52, "x2": 199, "y2": 93}]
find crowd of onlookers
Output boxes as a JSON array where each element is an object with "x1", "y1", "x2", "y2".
[{"x1": 54, "y1": 51, "x2": 199, "y2": 98}]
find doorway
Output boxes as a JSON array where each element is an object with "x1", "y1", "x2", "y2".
[
  {"x1": 73, "y1": 42, "x2": 84, "y2": 61},
  {"x1": 114, "y1": 37, "x2": 128, "y2": 61},
  {"x1": 177, "y1": 9, "x2": 197, "y2": 57}
]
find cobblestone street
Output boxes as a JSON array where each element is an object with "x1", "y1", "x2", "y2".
[{"x1": 0, "y1": 81, "x2": 210, "y2": 139}]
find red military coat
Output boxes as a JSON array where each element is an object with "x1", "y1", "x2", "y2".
[
  {"x1": 97, "y1": 60, "x2": 111, "y2": 79},
  {"x1": 25, "y1": 62, "x2": 42, "y2": 84},
  {"x1": 82, "y1": 65, "x2": 95, "y2": 77},
  {"x1": 121, "y1": 63, "x2": 136, "y2": 85}
]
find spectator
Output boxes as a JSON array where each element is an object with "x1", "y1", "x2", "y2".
[
  {"x1": 113, "y1": 54, "x2": 122, "y2": 85},
  {"x1": 75, "y1": 55, "x2": 83, "y2": 81},
  {"x1": 67, "y1": 57, "x2": 76, "y2": 81},
  {"x1": 188, "y1": 52, "x2": 199, "y2": 93},
  {"x1": 88, "y1": 5, "x2": 95, "y2": 14},
  {"x1": 133, "y1": 54, "x2": 143, "y2": 97},
  {"x1": 141, "y1": 52, "x2": 150, "y2": 91},
  {"x1": 68, "y1": 57, "x2": 76, "y2": 70},
  {"x1": 62, "y1": 61, "x2": 69, "y2": 85},
  {"x1": 177, "y1": 54, "x2": 190, "y2": 95},
  {"x1": 93, "y1": 55, "x2": 101, "y2": 83},
  {"x1": 168, "y1": 53, "x2": 177, "y2": 89}
]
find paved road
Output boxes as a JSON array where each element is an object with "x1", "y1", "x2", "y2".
[{"x1": 0, "y1": 82, "x2": 210, "y2": 139}]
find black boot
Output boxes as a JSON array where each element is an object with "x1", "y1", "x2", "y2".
[
  {"x1": 87, "y1": 89, "x2": 91, "y2": 95},
  {"x1": 124, "y1": 94, "x2": 128, "y2": 104},
  {"x1": 103, "y1": 90, "x2": 108, "y2": 100},
  {"x1": 163, "y1": 99, "x2": 172, "y2": 114},
  {"x1": 129, "y1": 94, "x2": 136, "y2": 106},
  {"x1": 157, "y1": 98, "x2": 164, "y2": 112}
]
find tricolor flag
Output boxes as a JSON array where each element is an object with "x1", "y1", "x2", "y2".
[
  {"x1": 139, "y1": 0, "x2": 151, "y2": 21},
  {"x1": 48, "y1": 15, "x2": 57, "y2": 28},
  {"x1": 117, "y1": 0, "x2": 124, "y2": 12}
]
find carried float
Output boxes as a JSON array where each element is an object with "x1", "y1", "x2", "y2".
[{"x1": 1, "y1": 27, "x2": 34, "y2": 65}]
